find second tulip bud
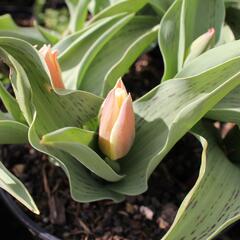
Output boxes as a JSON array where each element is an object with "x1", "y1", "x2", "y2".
[{"x1": 39, "y1": 44, "x2": 65, "y2": 89}]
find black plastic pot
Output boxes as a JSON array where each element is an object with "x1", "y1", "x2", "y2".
[{"x1": 0, "y1": 188, "x2": 60, "y2": 240}]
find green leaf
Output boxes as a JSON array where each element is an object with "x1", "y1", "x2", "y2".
[
  {"x1": 89, "y1": 0, "x2": 149, "y2": 23},
  {"x1": 207, "y1": 86, "x2": 240, "y2": 124},
  {"x1": 159, "y1": 0, "x2": 225, "y2": 80},
  {"x1": 66, "y1": 0, "x2": 90, "y2": 33},
  {"x1": 0, "y1": 81, "x2": 25, "y2": 123},
  {"x1": 0, "y1": 47, "x2": 34, "y2": 125},
  {"x1": 108, "y1": 54, "x2": 240, "y2": 195},
  {"x1": 36, "y1": 25, "x2": 61, "y2": 45},
  {"x1": 0, "y1": 14, "x2": 18, "y2": 29},
  {"x1": 217, "y1": 24, "x2": 235, "y2": 45},
  {"x1": 0, "y1": 161, "x2": 39, "y2": 214},
  {"x1": 0, "y1": 111, "x2": 11, "y2": 120},
  {"x1": 0, "y1": 14, "x2": 46, "y2": 45},
  {"x1": 74, "y1": 14, "x2": 134, "y2": 90},
  {"x1": 42, "y1": 128, "x2": 125, "y2": 182},
  {"x1": 149, "y1": 0, "x2": 174, "y2": 16},
  {"x1": 29, "y1": 118, "x2": 124, "y2": 202},
  {"x1": 163, "y1": 122, "x2": 240, "y2": 240},
  {"x1": 0, "y1": 37, "x2": 124, "y2": 202},
  {"x1": 178, "y1": 42, "x2": 240, "y2": 125},
  {"x1": 177, "y1": 39, "x2": 240, "y2": 79},
  {"x1": 79, "y1": 16, "x2": 159, "y2": 96},
  {"x1": 58, "y1": 14, "x2": 133, "y2": 89},
  {"x1": 89, "y1": 0, "x2": 111, "y2": 15},
  {"x1": 102, "y1": 23, "x2": 159, "y2": 95},
  {"x1": 0, "y1": 120, "x2": 28, "y2": 144},
  {"x1": 42, "y1": 127, "x2": 97, "y2": 148},
  {"x1": 54, "y1": 17, "x2": 111, "y2": 54}
]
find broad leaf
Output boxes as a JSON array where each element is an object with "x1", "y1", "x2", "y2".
[
  {"x1": 207, "y1": 86, "x2": 240, "y2": 124},
  {"x1": 58, "y1": 14, "x2": 131, "y2": 89},
  {"x1": 0, "y1": 161, "x2": 39, "y2": 214},
  {"x1": 89, "y1": 0, "x2": 149, "y2": 23},
  {"x1": 41, "y1": 127, "x2": 124, "y2": 182},
  {"x1": 79, "y1": 16, "x2": 159, "y2": 96},
  {"x1": 89, "y1": 0, "x2": 111, "y2": 15},
  {"x1": 0, "y1": 111, "x2": 11, "y2": 120},
  {"x1": 71, "y1": 14, "x2": 134, "y2": 90},
  {"x1": 0, "y1": 37, "x2": 124, "y2": 202},
  {"x1": 0, "y1": 14, "x2": 46, "y2": 45},
  {"x1": 108, "y1": 55, "x2": 240, "y2": 195},
  {"x1": 42, "y1": 127, "x2": 97, "y2": 148},
  {"x1": 163, "y1": 122, "x2": 240, "y2": 240},
  {"x1": 159, "y1": 0, "x2": 225, "y2": 80},
  {"x1": 36, "y1": 25, "x2": 61, "y2": 45},
  {"x1": 177, "y1": 39, "x2": 240, "y2": 79},
  {"x1": 0, "y1": 120, "x2": 28, "y2": 144},
  {"x1": 149, "y1": 0, "x2": 174, "y2": 16},
  {"x1": 66, "y1": 0, "x2": 90, "y2": 33},
  {"x1": 0, "y1": 47, "x2": 34, "y2": 125},
  {"x1": 217, "y1": 24, "x2": 235, "y2": 45},
  {"x1": 0, "y1": 81, "x2": 24, "y2": 123}
]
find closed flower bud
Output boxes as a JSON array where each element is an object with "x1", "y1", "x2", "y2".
[
  {"x1": 39, "y1": 44, "x2": 65, "y2": 89},
  {"x1": 184, "y1": 28, "x2": 215, "y2": 65},
  {"x1": 99, "y1": 80, "x2": 135, "y2": 160}
]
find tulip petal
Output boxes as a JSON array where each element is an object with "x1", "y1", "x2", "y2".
[
  {"x1": 39, "y1": 45, "x2": 65, "y2": 89},
  {"x1": 99, "y1": 89, "x2": 121, "y2": 157},
  {"x1": 115, "y1": 88, "x2": 128, "y2": 109},
  {"x1": 110, "y1": 94, "x2": 135, "y2": 160},
  {"x1": 114, "y1": 79, "x2": 127, "y2": 92}
]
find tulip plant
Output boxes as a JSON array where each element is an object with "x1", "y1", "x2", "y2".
[{"x1": 1, "y1": 0, "x2": 240, "y2": 239}]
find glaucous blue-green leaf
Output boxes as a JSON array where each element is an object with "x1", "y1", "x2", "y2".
[
  {"x1": 0, "y1": 81, "x2": 25, "y2": 123},
  {"x1": 0, "y1": 37, "x2": 124, "y2": 202},
  {"x1": 66, "y1": 0, "x2": 90, "y2": 33},
  {"x1": 217, "y1": 24, "x2": 235, "y2": 45},
  {"x1": 108, "y1": 54, "x2": 240, "y2": 195},
  {"x1": 0, "y1": 161, "x2": 39, "y2": 214},
  {"x1": 159, "y1": 0, "x2": 225, "y2": 80},
  {"x1": 42, "y1": 127, "x2": 97, "y2": 148},
  {"x1": 0, "y1": 14, "x2": 46, "y2": 45},
  {"x1": 0, "y1": 120, "x2": 28, "y2": 144},
  {"x1": 29, "y1": 121, "x2": 124, "y2": 202},
  {"x1": 149, "y1": 0, "x2": 174, "y2": 16},
  {"x1": 0, "y1": 111, "x2": 11, "y2": 120},
  {"x1": 207, "y1": 86, "x2": 240, "y2": 124},
  {"x1": 89, "y1": 0, "x2": 111, "y2": 15},
  {"x1": 58, "y1": 14, "x2": 131, "y2": 89},
  {"x1": 162, "y1": 122, "x2": 240, "y2": 240},
  {"x1": 89, "y1": 0, "x2": 149, "y2": 23},
  {"x1": 79, "y1": 16, "x2": 159, "y2": 96},
  {"x1": 0, "y1": 47, "x2": 33, "y2": 125},
  {"x1": 41, "y1": 128, "x2": 124, "y2": 182},
  {"x1": 71, "y1": 14, "x2": 134, "y2": 90},
  {"x1": 36, "y1": 25, "x2": 61, "y2": 45},
  {"x1": 177, "y1": 39, "x2": 240, "y2": 79},
  {"x1": 54, "y1": 15, "x2": 119, "y2": 54}
]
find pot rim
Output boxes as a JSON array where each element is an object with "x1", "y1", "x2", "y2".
[{"x1": 0, "y1": 188, "x2": 61, "y2": 240}]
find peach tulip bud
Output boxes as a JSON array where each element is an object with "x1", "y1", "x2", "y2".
[
  {"x1": 99, "y1": 80, "x2": 135, "y2": 160},
  {"x1": 39, "y1": 44, "x2": 65, "y2": 89}
]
